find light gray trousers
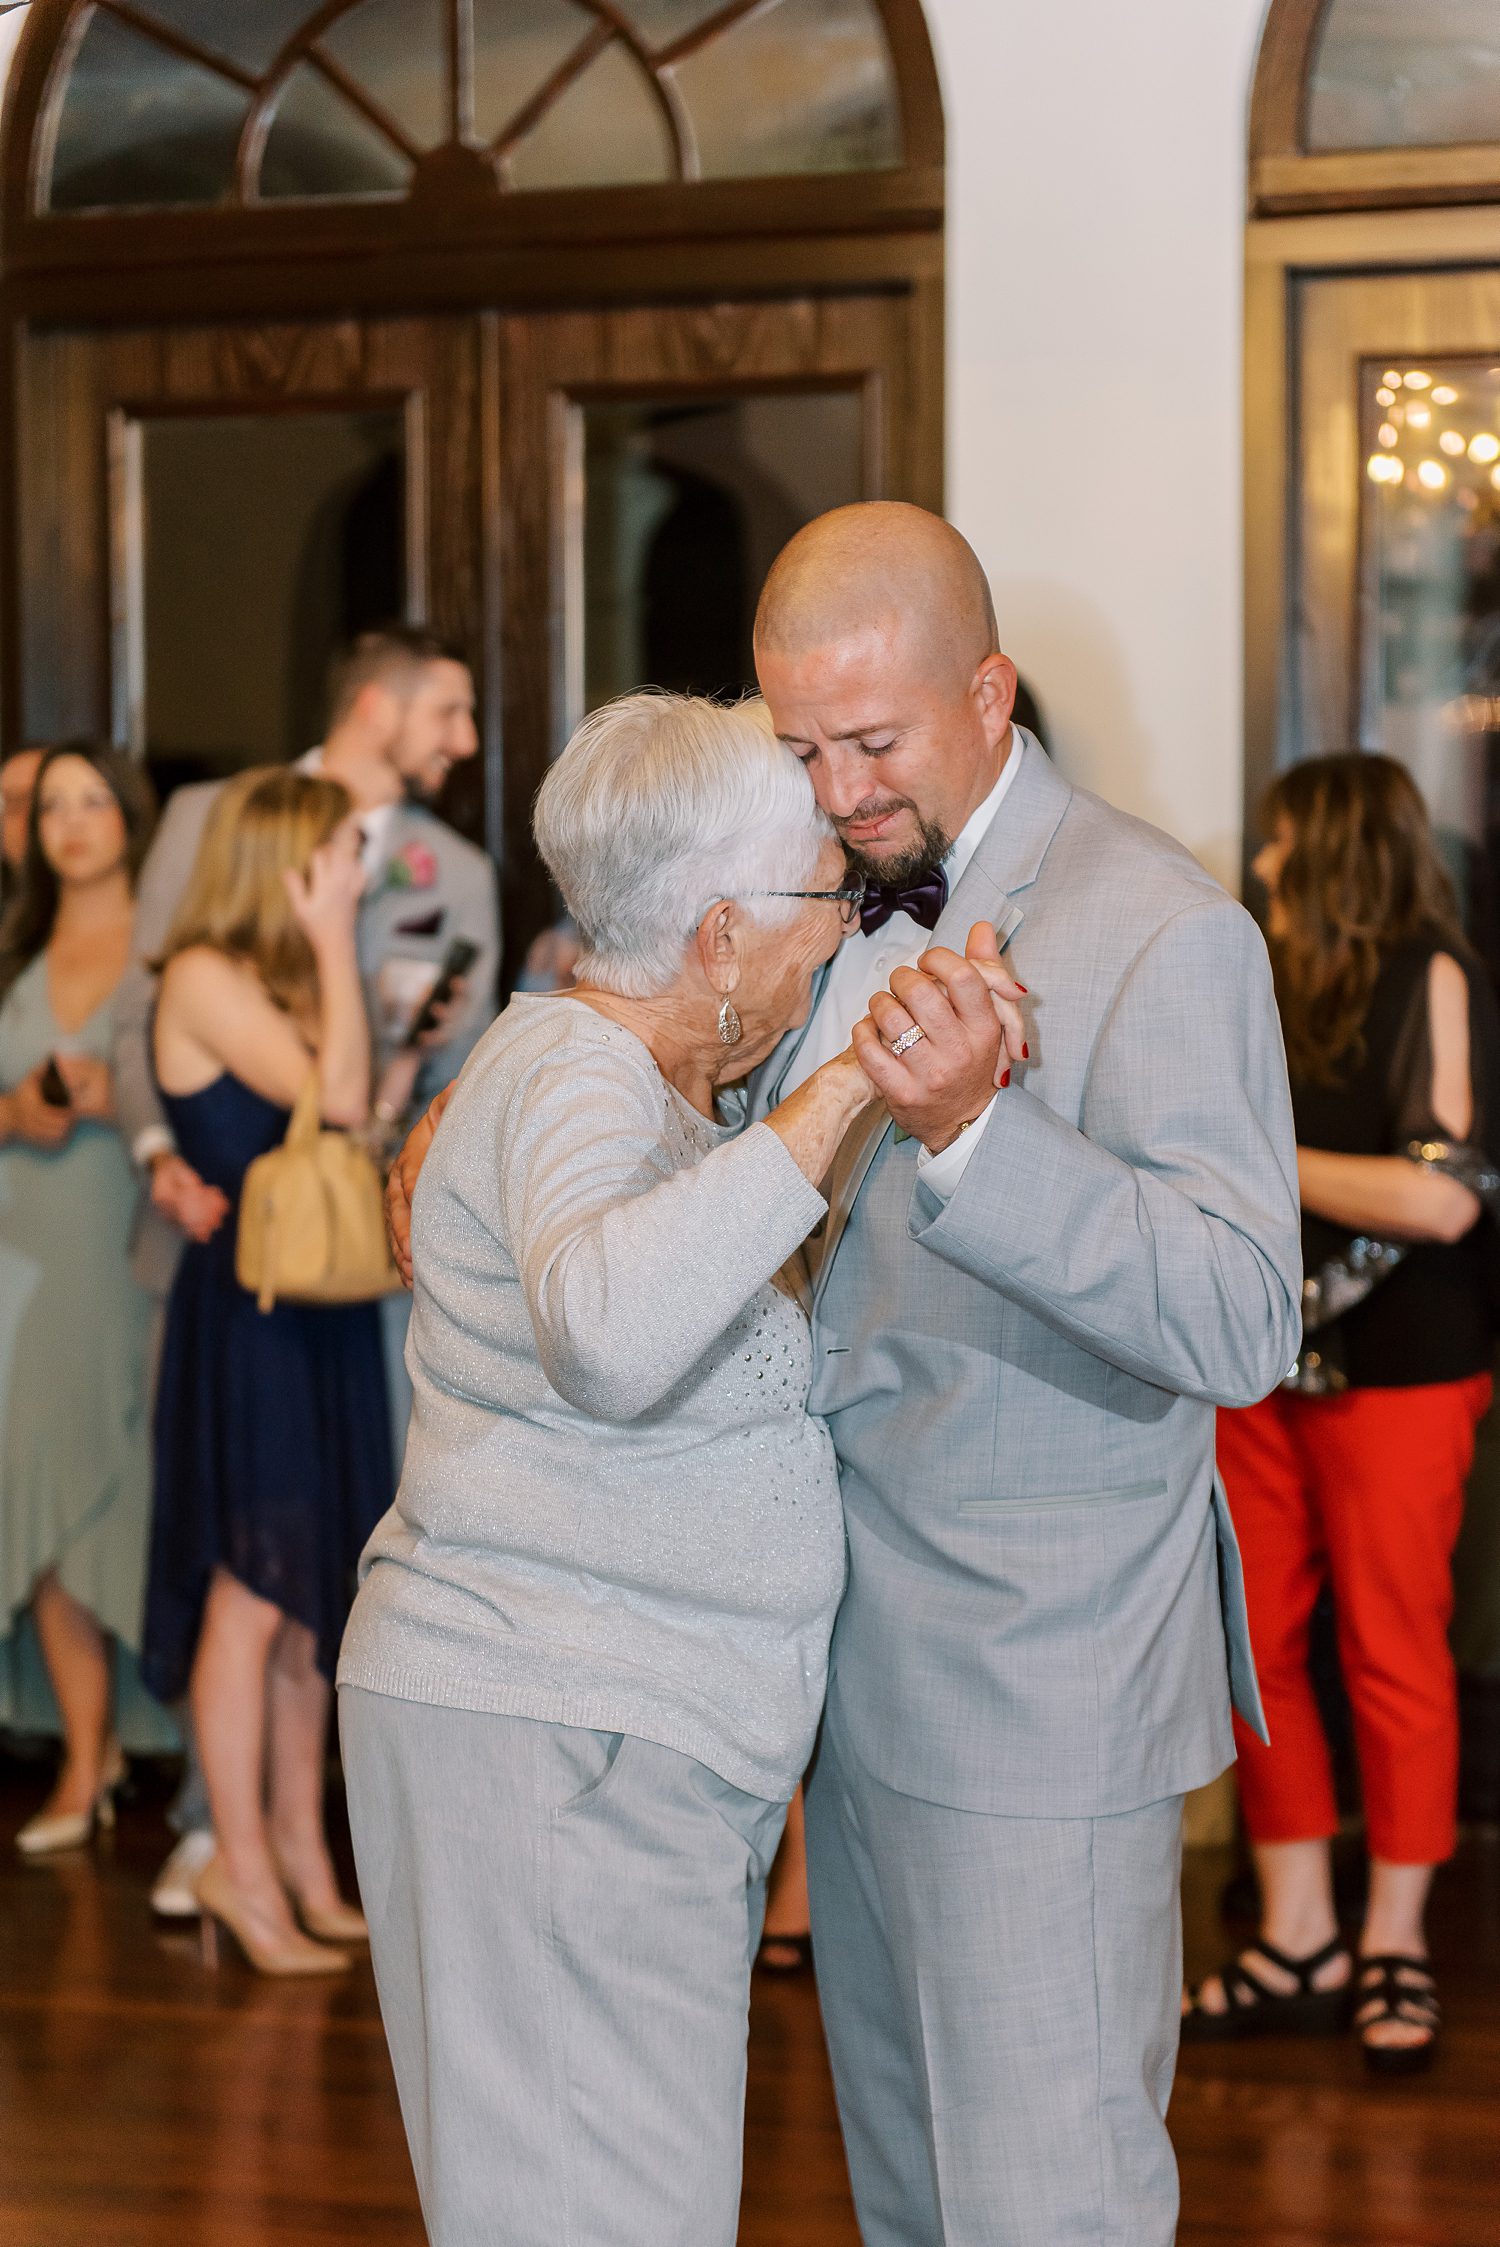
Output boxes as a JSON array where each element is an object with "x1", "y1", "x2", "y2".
[
  {"x1": 805, "y1": 1702, "x2": 1185, "y2": 2247},
  {"x1": 339, "y1": 1688, "x2": 785, "y2": 2247}
]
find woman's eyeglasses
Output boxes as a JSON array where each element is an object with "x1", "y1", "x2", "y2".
[{"x1": 753, "y1": 882, "x2": 867, "y2": 930}]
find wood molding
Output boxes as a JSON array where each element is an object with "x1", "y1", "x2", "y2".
[
  {"x1": 1254, "y1": 145, "x2": 1500, "y2": 217},
  {"x1": 1248, "y1": 0, "x2": 1329, "y2": 168},
  {"x1": 1248, "y1": 201, "x2": 1500, "y2": 270},
  {"x1": 1, "y1": 0, "x2": 945, "y2": 297}
]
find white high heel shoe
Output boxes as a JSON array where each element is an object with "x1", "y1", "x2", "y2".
[{"x1": 15, "y1": 1742, "x2": 126, "y2": 1858}]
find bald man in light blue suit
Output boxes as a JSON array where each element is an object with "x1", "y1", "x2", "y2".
[{"x1": 751, "y1": 505, "x2": 1300, "y2": 2245}]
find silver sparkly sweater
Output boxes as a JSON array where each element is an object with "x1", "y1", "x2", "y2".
[{"x1": 339, "y1": 995, "x2": 847, "y2": 1800}]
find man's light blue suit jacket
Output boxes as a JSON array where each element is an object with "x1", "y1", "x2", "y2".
[{"x1": 751, "y1": 735, "x2": 1299, "y2": 1820}]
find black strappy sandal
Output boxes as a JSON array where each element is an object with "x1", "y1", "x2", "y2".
[
  {"x1": 1356, "y1": 1954, "x2": 1441, "y2": 2077},
  {"x1": 1182, "y1": 1934, "x2": 1353, "y2": 2041}
]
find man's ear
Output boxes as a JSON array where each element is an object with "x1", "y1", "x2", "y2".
[
  {"x1": 693, "y1": 899, "x2": 742, "y2": 995},
  {"x1": 353, "y1": 679, "x2": 401, "y2": 741},
  {"x1": 973, "y1": 653, "x2": 1018, "y2": 749}
]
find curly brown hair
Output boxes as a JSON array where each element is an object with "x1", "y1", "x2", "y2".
[{"x1": 1261, "y1": 753, "x2": 1467, "y2": 1087}]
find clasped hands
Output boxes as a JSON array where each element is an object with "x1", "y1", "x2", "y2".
[
  {"x1": 382, "y1": 920, "x2": 1028, "y2": 1289},
  {"x1": 851, "y1": 919, "x2": 1027, "y2": 1156},
  {"x1": 2, "y1": 1054, "x2": 115, "y2": 1149}
]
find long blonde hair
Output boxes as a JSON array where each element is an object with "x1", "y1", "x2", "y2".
[{"x1": 158, "y1": 767, "x2": 351, "y2": 1016}]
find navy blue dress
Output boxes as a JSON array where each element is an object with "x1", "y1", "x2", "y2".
[{"x1": 142, "y1": 1074, "x2": 393, "y2": 1702}]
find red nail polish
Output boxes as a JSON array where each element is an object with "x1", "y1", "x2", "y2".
[
  {"x1": 1021, "y1": 1043, "x2": 1029, "y2": 1060},
  {"x1": 1001, "y1": 1070, "x2": 1011, "y2": 1088},
  {"x1": 1015, "y1": 983, "x2": 1028, "y2": 994}
]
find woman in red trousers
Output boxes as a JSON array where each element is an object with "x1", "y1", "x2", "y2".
[{"x1": 1185, "y1": 754, "x2": 1499, "y2": 2073}]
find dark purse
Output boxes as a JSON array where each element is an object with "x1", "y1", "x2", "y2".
[{"x1": 1286, "y1": 967, "x2": 1500, "y2": 1396}]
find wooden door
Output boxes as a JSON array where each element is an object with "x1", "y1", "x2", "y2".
[
  {"x1": 493, "y1": 290, "x2": 941, "y2": 969},
  {"x1": 11, "y1": 290, "x2": 938, "y2": 964},
  {"x1": 14, "y1": 313, "x2": 492, "y2": 841}
]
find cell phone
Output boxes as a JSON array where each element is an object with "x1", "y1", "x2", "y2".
[
  {"x1": 403, "y1": 938, "x2": 479, "y2": 1049},
  {"x1": 39, "y1": 1055, "x2": 72, "y2": 1109}
]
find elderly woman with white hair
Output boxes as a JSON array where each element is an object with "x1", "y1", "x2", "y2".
[{"x1": 338, "y1": 692, "x2": 874, "y2": 2247}]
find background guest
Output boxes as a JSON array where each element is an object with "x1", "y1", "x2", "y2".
[
  {"x1": 116, "y1": 626, "x2": 498, "y2": 1918},
  {"x1": 117, "y1": 623, "x2": 497, "y2": 1391},
  {"x1": 1, "y1": 745, "x2": 45, "y2": 908},
  {"x1": 143, "y1": 769, "x2": 391, "y2": 1976},
  {"x1": 1186, "y1": 753, "x2": 1500, "y2": 2073},
  {"x1": 0, "y1": 743, "x2": 173, "y2": 1856}
]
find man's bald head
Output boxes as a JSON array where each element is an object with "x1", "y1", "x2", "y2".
[
  {"x1": 752, "y1": 503, "x2": 1018, "y2": 886},
  {"x1": 754, "y1": 503, "x2": 998, "y2": 693}
]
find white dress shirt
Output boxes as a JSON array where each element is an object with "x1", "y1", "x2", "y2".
[{"x1": 779, "y1": 736, "x2": 1026, "y2": 1197}]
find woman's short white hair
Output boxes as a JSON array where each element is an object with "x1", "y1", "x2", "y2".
[{"x1": 533, "y1": 692, "x2": 832, "y2": 998}]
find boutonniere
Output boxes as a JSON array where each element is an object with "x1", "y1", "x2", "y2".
[{"x1": 380, "y1": 840, "x2": 439, "y2": 895}]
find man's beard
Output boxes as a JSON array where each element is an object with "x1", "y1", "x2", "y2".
[
  {"x1": 401, "y1": 762, "x2": 445, "y2": 806},
  {"x1": 840, "y1": 806, "x2": 951, "y2": 890}
]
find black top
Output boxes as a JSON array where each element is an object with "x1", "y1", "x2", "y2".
[{"x1": 1293, "y1": 933, "x2": 1500, "y2": 1389}]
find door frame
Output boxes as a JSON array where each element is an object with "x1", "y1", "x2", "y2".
[{"x1": 1245, "y1": 203, "x2": 1500, "y2": 874}]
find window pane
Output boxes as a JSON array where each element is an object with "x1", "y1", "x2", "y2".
[
  {"x1": 667, "y1": 0, "x2": 901, "y2": 178},
  {"x1": 472, "y1": 0, "x2": 598, "y2": 149},
  {"x1": 1358, "y1": 358, "x2": 1500, "y2": 958},
  {"x1": 320, "y1": 0, "x2": 448, "y2": 151},
  {"x1": 259, "y1": 62, "x2": 412, "y2": 199},
  {"x1": 47, "y1": 6, "x2": 249, "y2": 211},
  {"x1": 577, "y1": 390, "x2": 865, "y2": 719},
  {"x1": 114, "y1": 0, "x2": 313, "y2": 78},
  {"x1": 507, "y1": 40, "x2": 674, "y2": 189},
  {"x1": 135, "y1": 411, "x2": 404, "y2": 789},
  {"x1": 1308, "y1": 0, "x2": 1500, "y2": 151}
]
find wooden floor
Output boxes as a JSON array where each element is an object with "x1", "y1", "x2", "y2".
[{"x1": 0, "y1": 1758, "x2": 1496, "y2": 2245}]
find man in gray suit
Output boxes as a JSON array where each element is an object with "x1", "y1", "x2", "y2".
[
  {"x1": 749, "y1": 505, "x2": 1301, "y2": 2245},
  {"x1": 119, "y1": 624, "x2": 499, "y2": 1913}
]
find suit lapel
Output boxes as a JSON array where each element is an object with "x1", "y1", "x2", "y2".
[
  {"x1": 929, "y1": 730, "x2": 1071, "y2": 959},
  {"x1": 810, "y1": 1100, "x2": 894, "y2": 1306}
]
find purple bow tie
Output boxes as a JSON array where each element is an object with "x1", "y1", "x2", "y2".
[{"x1": 860, "y1": 865, "x2": 949, "y2": 939}]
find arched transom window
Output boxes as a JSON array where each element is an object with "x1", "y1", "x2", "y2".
[
  {"x1": 33, "y1": 0, "x2": 904, "y2": 212},
  {"x1": 1308, "y1": 0, "x2": 1500, "y2": 153},
  {"x1": 1252, "y1": 0, "x2": 1500, "y2": 213}
]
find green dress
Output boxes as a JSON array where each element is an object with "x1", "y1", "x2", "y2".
[{"x1": 0, "y1": 951, "x2": 177, "y2": 1751}]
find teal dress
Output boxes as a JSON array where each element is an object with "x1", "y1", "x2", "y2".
[{"x1": 0, "y1": 951, "x2": 177, "y2": 1752}]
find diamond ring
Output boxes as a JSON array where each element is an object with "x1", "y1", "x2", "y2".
[{"x1": 890, "y1": 1026, "x2": 926, "y2": 1057}]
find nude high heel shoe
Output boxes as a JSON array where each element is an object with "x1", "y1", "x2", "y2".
[
  {"x1": 270, "y1": 1844, "x2": 369, "y2": 1943},
  {"x1": 15, "y1": 1741, "x2": 127, "y2": 1858},
  {"x1": 295, "y1": 1897, "x2": 369, "y2": 1945},
  {"x1": 195, "y1": 1856, "x2": 351, "y2": 1977}
]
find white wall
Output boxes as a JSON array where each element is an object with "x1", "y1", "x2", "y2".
[{"x1": 924, "y1": 0, "x2": 1269, "y2": 890}]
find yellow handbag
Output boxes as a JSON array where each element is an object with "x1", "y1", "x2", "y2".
[{"x1": 236, "y1": 1074, "x2": 401, "y2": 1313}]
